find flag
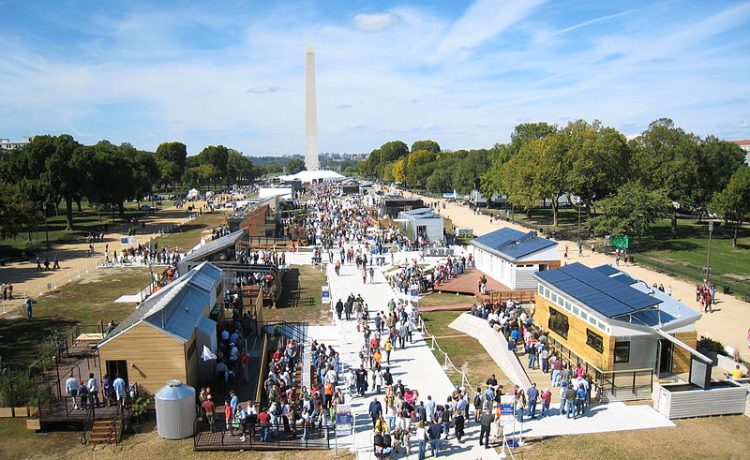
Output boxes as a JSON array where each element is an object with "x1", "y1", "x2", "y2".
[{"x1": 201, "y1": 345, "x2": 217, "y2": 361}]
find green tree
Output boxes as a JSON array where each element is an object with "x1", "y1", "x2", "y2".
[
  {"x1": 710, "y1": 166, "x2": 750, "y2": 248},
  {"x1": 589, "y1": 182, "x2": 671, "y2": 238},
  {"x1": 378, "y1": 141, "x2": 409, "y2": 163},
  {"x1": 693, "y1": 137, "x2": 745, "y2": 220},
  {"x1": 198, "y1": 145, "x2": 230, "y2": 185},
  {"x1": 509, "y1": 122, "x2": 557, "y2": 155},
  {"x1": 451, "y1": 149, "x2": 490, "y2": 194},
  {"x1": 226, "y1": 150, "x2": 258, "y2": 185},
  {"x1": 155, "y1": 142, "x2": 187, "y2": 189},
  {"x1": 411, "y1": 140, "x2": 441, "y2": 153},
  {"x1": 426, "y1": 168, "x2": 453, "y2": 193},
  {"x1": 529, "y1": 133, "x2": 573, "y2": 227},
  {"x1": 285, "y1": 158, "x2": 306, "y2": 174},
  {"x1": 630, "y1": 118, "x2": 700, "y2": 234}
]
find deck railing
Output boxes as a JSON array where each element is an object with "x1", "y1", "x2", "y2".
[{"x1": 193, "y1": 416, "x2": 333, "y2": 450}]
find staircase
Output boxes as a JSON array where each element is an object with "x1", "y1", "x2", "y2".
[{"x1": 87, "y1": 418, "x2": 123, "y2": 445}]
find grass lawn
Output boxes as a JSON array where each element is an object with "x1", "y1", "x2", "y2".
[
  {"x1": 418, "y1": 292, "x2": 479, "y2": 308},
  {"x1": 0, "y1": 418, "x2": 355, "y2": 460},
  {"x1": 263, "y1": 265, "x2": 331, "y2": 325},
  {"x1": 0, "y1": 268, "x2": 150, "y2": 370},
  {"x1": 636, "y1": 219, "x2": 750, "y2": 300},
  {"x1": 421, "y1": 311, "x2": 513, "y2": 391},
  {"x1": 517, "y1": 414, "x2": 750, "y2": 460},
  {"x1": 153, "y1": 211, "x2": 227, "y2": 251},
  {"x1": 0, "y1": 204, "x2": 147, "y2": 259}
]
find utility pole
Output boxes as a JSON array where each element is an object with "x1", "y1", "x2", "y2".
[
  {"x1": 705, "y1": 221, "x2": 713, "y2": 281},
  {"x1": 42, "y1": 202, "x2": 50, "y2": 249}
]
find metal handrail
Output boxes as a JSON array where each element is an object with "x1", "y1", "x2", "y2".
[
  {"x1": 193, "y1": 415, "x2": 334, "y2": 450},
  {"x1": 80, "y1": 402, "x2": 95, "y2": 445}
]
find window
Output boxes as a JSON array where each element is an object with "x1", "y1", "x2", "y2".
[
  {"x1": 548, "y1": 307, "x2": 569, "y2": 339},
  {"x1": 586, "y1": 329, "x2": 604, "y2": 353},
  {"x1": 580, "y1": 311, "x2": 588, "y2": 321},
  {"x1": 614, "y1": 341, "x2": 630, "y2": 363}
]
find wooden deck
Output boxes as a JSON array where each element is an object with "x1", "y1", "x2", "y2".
[
  {"x1": 434, "y1": 269, "x2": 509, "y2": 296},
  {"x1": 194, "y1": 425, "x2": 331, "y2": 451},
  {"x1": 40, "y1": 399, "x2": 125, "y2": 423}
]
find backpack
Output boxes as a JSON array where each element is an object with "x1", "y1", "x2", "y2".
[
  {"x1": 383, "y1": 434, "x2": 392, "y2": 447},
  {"x1": 473, "y1": 394, "x2": 481, "y2": 407}
]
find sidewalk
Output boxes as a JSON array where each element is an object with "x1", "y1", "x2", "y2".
[
  {"x1": 309, "y1": 255, "x2": 488, "y2": 460},
  {"x1": 406, "y1": 192, "x2": 750, "y2": 363}
]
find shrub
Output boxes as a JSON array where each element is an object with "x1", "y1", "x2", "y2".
[{"x1": 697, "y1": 336, "x2": 725, "y2": 355}]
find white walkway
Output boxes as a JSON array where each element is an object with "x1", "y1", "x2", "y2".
[{"x1": 309, "y1": 258, "x2": 488, "y2": 460}]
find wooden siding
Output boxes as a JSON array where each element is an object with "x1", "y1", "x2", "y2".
[
  {"x1": 98, "y1": 322, "x2": 187, "y2": 394},
  {"x1": 671, "y1": 331, "x2": 697, "y2": 374},
  {"x1": 534, "y1": 294, "x2": 615, "y2": 371}
]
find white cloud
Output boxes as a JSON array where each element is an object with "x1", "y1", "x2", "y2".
[{"x1": 354, "y1": 13, "x2": 395, "y2": 32}]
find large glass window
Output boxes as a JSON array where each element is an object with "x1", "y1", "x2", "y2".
[
  {"x1": 614, "y1": 341, "x2": 630, "y2": 363},
  {"x1": 586, "y1": 329, "x2": 604, "y2": 353},
  {"x1": 548, "y1": 307, "x2": 569, "y2": 339}
]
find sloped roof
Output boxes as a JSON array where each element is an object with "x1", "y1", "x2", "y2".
[
  {"x1": 471, "y1": 227, "x2": 557, "y2": 261},
  {"x1": 99, "y1": 262, "x2": 221, "y2": 346},
  {"x1": 399, "y1": 207, "x2": 441, "y2": 218},
  {"x1": 177, "y1": 228, "x2": 246, "y2": 274},
  {"x1": 277, "y1": 170, "x2": 345, "y2": 183}
]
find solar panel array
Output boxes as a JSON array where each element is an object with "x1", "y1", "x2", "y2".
[
  {"x1": 536, "y1": 262, "x2": 660, "y2": 318},
  {"x1": 472, "y1": 228, "x2": 556, "y2": 261}
]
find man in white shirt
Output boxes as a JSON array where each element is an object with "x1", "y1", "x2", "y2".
[
  {"x1": 87, "y1": 373, "x2": 100, "y2": 408},
  {"x1": 65, "y1": 372, "x2": 79, "y2": 410}
]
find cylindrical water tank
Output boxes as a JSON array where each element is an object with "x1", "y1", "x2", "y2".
[{"x1": 155, "y1": 380, "x2": 196, "y2": 439}]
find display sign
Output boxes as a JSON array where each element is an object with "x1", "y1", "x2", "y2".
[
  {"x1": 500, "y1": 395, "x2": 516, "y2": 421},
  {"x1": 321, "y1": 285, "x2": 331, "y2": 304}
]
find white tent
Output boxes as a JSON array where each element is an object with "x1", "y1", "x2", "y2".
[
  {"x1": 277, "y1": 170, "x2": 345, "y2": 183},
  {"x1": 187, "y1": 188, "x2": 200, "y2": 199}
]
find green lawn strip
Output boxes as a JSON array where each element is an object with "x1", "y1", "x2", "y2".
[
  {"x1": 421, "y1": 311, "x2": 511, "y2": 391},
  {"x1": 418, "y1": 292, "x2": 479, "y2": 307},
  {"x1": 152, "y1": 211, "x2": 227, "y2": 251},
  {"x1": 264, "y1": 265, "x2": 330, "y2": 324},
  {"x1": 0, "y1": 268, "x2": 150, "y2": 370}
]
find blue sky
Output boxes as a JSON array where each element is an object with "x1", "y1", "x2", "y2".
[{"x1": 1, "y1": 0, "x2": 749, "y2": 155}]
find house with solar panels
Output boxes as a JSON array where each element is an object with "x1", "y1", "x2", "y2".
[
  {"x1": 469, "y1": 227, "x2": 560, "y2": 290},
  {"x1": 533, "y1": 262, "x2": 701, "y2": 377},
  {"x1": 97, "y1": 261, "x2": 223, "y2": 394}
]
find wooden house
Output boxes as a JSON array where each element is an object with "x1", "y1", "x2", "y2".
[
  {"x1": 533, "y1": 263, "x2": 701, "y2": 375},
  {"x1": 97, "y1": 262, "x2": 223, "y2": 394}
]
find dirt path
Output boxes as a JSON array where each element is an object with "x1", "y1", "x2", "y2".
[
  {"x1": 404, "y1": 190, "x2": 750, "y2": 363},
  {"x1": 0, "y1": 202, "x2": 210, "y2": 314}
]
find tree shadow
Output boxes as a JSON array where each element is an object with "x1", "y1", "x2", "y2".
[
  {"x1": 276, "y1": 268, "x2": 300, "y2": 309},
  {"x1": 0, "y1": 316, "x2": 77, "y2": 369}
]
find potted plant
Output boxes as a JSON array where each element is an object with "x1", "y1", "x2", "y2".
[{"x1": 130, "y1": 394, "x2": 154, "y2": 432}]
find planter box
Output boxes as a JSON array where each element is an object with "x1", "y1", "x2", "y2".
[
  {"x1": 26, "y1": 418, "x2": 41, "y2": 431},
  {"x1": 13, "y1": 407, "x2": 28, "y2": 417},
  {"x1": 0, "y1": 407, "x2": 14, "y2": 418}
]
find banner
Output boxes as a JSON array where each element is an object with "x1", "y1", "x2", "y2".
[{"x1": 321, "y1": 285, "x2": 331, "y2": 304}]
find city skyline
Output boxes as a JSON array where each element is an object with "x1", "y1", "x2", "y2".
[{"x1": 1, "y1": 0, "x2": 749, "y2": 156}]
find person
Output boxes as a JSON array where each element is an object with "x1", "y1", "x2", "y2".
[
  {"x1": 24, "y1": 297, "x2": 33, "y2": 320},
  {"x1": 540, "y1": 387, "x2": 552, "y2": 417},
  {"x1": 369, "y1": 397, "x2": 382, "y2": 427},
  {"x1": 479, "y1": 408, "x2": 494, "y2": 448},
  {"x1": 87, "y1": 373, "x2": 100, "y2": 408},
  {"x1": 65, "y1": 372, "x2": 79, "y2": 410},
  {"x1": 224, "y1": 399, "x2": 234, "y2": 435},
  {"x1": 416, "y1": 421, "x2": 428, "y2": 460},
  {"x1": 565, "y1": 385, "x2": 576, "y2": 419},
  {"x1": 427, "y1": 418, "x2": 442, "y2": 457},
  {"x1": 237, "y1": 405, "x2": 248, "y2": 442},
  {"x1": 113, "y1": 374, "x2": 126, "y2": 406},
  {"x1": 729, "y1": 364, "x2": 744, "y2": 380},
  {"x1": 258, "y1": 408, "x2": 271, "y2": 442},
  {"x1": 78, "y1": 380, "x2": 89, "y2": 410},
  {"x1": 202, "y1": 395, "x2": 216, "y2": 431},
  {"x1": 575, "y1": 384, "x2": 587, "y2": 417},
  {"x1": 473, "y1": 387, "x2": 482, "y2": 422},
  {"x1": 526, "y1": 383, "x2": 538, "y2": 419},
  {"x1": 453, "y1": 409, "x2": 465, "y2": 443}
]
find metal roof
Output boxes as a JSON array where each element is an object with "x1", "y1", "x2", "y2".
[
  {"x1": 399, "y1": 207, "x2": 441, "y2": 218},
  {"x1": 470, "y1": 227, "x2": 557, "y2": 261},
  {"x1": 99, "y1": 262, "x2": 221, "y2": 346},
  {"x1": 177, "y1": 228, "x2": 246, "y2": 274},
  {"x1": 534, "y1": 262, "x2": 660, "y2": 319}
]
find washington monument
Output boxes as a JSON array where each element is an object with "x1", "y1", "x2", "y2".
[{"x1": 305, "y1": 43, "x2": 320, "y2": 171}]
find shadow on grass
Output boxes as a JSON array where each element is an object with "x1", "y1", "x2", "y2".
[
  {"x1": 276, "y1": 268, "x2": 300, "y2": 309},
  {"x1": 0, "y1": 317, "x2": 77, "y2": 370}
]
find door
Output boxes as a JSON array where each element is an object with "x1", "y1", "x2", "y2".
[
  {"x1": 657, "y1": 339, "x2": 673, "y2": 374},
  {"x1": 106, "y1": 360, "x2": 129, "y2": 383}
]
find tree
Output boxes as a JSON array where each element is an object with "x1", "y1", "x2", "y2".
[
  {"x1": 404, "y1": 150, "x2": 437, "y2": 188},
  {"x1": 566, "y1": 121, "x2": 630, "y2": 217},
  {"x1": 710, "y1": 166, "x2": 750, "y2": 248},
  {"x1": 509, "y1": 122, "x2": 557, "y2": 155},
  {"x1": 452, "y1": 149, "x2": 490, "y2": 194},
  {"x1": 378, "y1": 141, "x2": 409, "y2": 163},
  {"x1": 411, "y1": 140, "x2": 441, "y2": 153},
  {"x1": 226, "y1": 150, "x2": 258, "y2": 185},
  {"x1": 630, "y1": 118, "x2": 700, "y2": 234},
  {"x1": 198, "y1": 145, "x2": 230, "y2": 186},
  {"x1": 391, "y1": 158, "x2": 406, "y2": 183},
  {"x1": 589, "y1": 182, "x2": 671, "y2": 238},
  {"x1": 155, "y1": 142, "x2": 187, "y2": 189},
  {"x1": 285, "y1": 158, "x2": 305, "y2": 174},
  {"x1": 426, "y1": 168, "x2": 453, "y2": 193},
  {"x1": 528, "y1": 133, "x2": 573, "y2": 227},
  {"x1": 692, "y1": 137, "x2": 745, "y2": 220},
  {"x1": 80, "y1": 141, "x2": 134, "y2": 215}
]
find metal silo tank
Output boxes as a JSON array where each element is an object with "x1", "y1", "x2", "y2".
[{"x1": 155, "y1": 380, "x2": 196, "y2": 439}]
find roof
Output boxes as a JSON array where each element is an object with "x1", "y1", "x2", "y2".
[
  {"x1": 99, "y1": 262, "x2": 221, "y2": 346},
  {"x1": 731, "y1": 140, "x2": 750, "y2": 145},
  {"x1": 177, "y1": 228, "x2": 246, "y2": 274},
  {"x1": 534, "y1": 262, "x2": 660, "y2": 320},
  {"x1": 399, "y1": 207, "x2": 441, "y2": 219},
  {"x1": 471, "y1": 227, "x2": 557, "y2": 261}
]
